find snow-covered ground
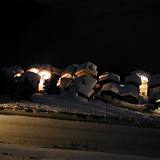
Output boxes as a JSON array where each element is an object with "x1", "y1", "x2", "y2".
[
  {"x1": 1, "y1": 93, "x2": 160, "y2": 128},
  {"x1": 31, "y1": 93, "x2": 107, "y2": 116},
  {"x1": 31, "y1": 93, "x2": 160, "y2": 127},
  {"x1": 0, "y1": 144, "x2": 159, "y2": 160}
]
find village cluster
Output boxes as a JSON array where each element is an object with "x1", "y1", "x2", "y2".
[{"x1": 0, "y1": 62, "x2": 160, "y2": 111}]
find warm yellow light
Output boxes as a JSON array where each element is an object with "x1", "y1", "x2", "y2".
[
  {"x1": 156, "y1": 99, "x2": 160, "y2": 103},
  {"x1": 38, "y1": 70, "x2": 51, "y2": 91},
  {"x1": 57, "y1": 73, "x2": 72, "y2": 87},
  {"x1": 27, "y1": 68, "x2": 39, "y2": 74},
  {"x1": 61, "y1": 73, "x2": 72, "y2": 79},
  {"x1": 137, "y1": 73, "x2": 148, "y2": 99},
  {"x1": 27, "y1": 68, "x2": 51, "y2": 91},
  {"x1": 138, "y1": 75, "x2": 148, "y2": 83},
  {"x1": 14, "y1": 73, "x2": 22, "y2": 78},
  {"x1": 57, "y1": 79, "x2": 61, "y2": 87}
]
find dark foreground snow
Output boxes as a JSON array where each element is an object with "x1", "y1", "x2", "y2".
[{"x1": 0, "y1": 93, "x2": 160, "y2": 128}]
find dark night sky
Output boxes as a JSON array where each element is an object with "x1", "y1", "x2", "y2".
[{"x1": 0, "y1": 0, "x2": 160, "y2": 75}]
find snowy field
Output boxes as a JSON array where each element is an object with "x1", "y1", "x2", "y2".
[{"x1": 1, "y1": 93, "x2": 160, "y2": 128}]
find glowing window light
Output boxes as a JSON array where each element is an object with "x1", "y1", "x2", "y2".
[
  {"x1": 61, "y1": 73, "x2": 72, "y2": 79},
  {"x1": 57, "y1": 73, "x2": 72, "y2": 87},
  {"x1": 57, "y1": 78, "x2": 61, "y2": 87},
  {"x1": 27, "y1": 68, "x2": 51, "y2": 91},
  {"x1": 27, "y1": 68, "x2": 39, "y2": 74},
  {"x1": 14, "y1": 73, "x2": 22, "y2": 78},
  {"x1": 137, "y1": 73, "x2": 148, "y2": 99},
  {"x1": 156, "y1": 99, "x2": 160, "y2": 103},
  {"x1": 38, "y1": 70, "x2": 51, "y2": 91}
]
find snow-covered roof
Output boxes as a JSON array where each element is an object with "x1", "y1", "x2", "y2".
[
  {"x1": 100, "y1": 82, "x2": 120, "y2": 94},
  {"x1": 120, "y1": 84, "x2": 139, "y2": 99},
  {"x1": 99, "y1": 72, "x2": 120, "y2": 83},
  {"x1": 125, "y1": 74, "x2": 141, "y2": 86},
  {"x1": 21, "y1": 71, "x2": 41, "y2": 88},
  {"x1": 70, "y1": 75, "x2": 98, "y2": 98},
  {"x1": 58, "y1": 77, "x2": 73, "y2": 90},
  {"x1": 61, "y1": 64, "x2": 78, "y2": 77},
  {"x1": 2, "y1": 65, "x2": 24, "y2": 77},
  {"x1": 75, "y1": 62, "x2": 98, "y2": 77}
]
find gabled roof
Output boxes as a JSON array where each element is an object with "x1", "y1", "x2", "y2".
[
  {"x1": 120, "y1": 84, "x2": 139, "y2": 99},
  {"x1": 99, "y1": 72, "x2": 120, "y2": 83},
  {"x1": 61, "y1": 64, "x2": 78, "y2": 77},
  {"x1": 75, "y1": 62, "x2": 98, "y2": 77},
  {"x1": 70, "y1": 75, "x2": 97, "y2": 98}
]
